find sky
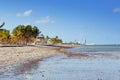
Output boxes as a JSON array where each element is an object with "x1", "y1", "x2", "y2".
[{"x1": 0, "y1": 0, "x2": 120, "y2": 44}]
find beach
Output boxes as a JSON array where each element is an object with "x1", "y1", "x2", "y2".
[
  {"x1": 0, "y1": 46, "x2": 61, "y2": 67},
  {"x1": 0, "y1": 45, "x2": 78, "y2": 67},
  {"x1": 0, "y1": 45, "x2": 120, "y2": 80}
]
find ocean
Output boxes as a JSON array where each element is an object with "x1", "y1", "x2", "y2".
[{"x1": 68, "y1": 45, "x2": 120, "y2": 53}]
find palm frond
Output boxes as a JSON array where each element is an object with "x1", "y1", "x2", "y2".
[{"x1": 0, "y1": 22, "x2": 5, "y2": 28}]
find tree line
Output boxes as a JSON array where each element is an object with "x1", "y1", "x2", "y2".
[{"x1": 0, "y1": 22, "x2": 62, "y2": 45}]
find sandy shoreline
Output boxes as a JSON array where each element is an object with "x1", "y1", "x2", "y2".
[
  {"x1": 1, "y1": 45, "x2": 120, "y2": 80},
  {"x1": 0, "y1": 46, "x2": 61, "y2": 67},
  {"x1": 0, "y1": 45, "x2": 80, "y2": 67}
]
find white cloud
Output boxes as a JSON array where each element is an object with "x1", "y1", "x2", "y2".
[
  {"x1": 35, "y1": 16, "x2": 55, "y2": 24},
  {"x1": 23, "y1": 10, "x2": 32, "y2": 16},
  {"x1": 113, "y1": 8, "x2": 120, "y2": 13},
  {"x1": 16, "y1": 10, "x2": 32, "y2": 17}
]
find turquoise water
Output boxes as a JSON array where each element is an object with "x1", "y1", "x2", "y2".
[{"x1": 0, "y1": 45, "x2": 120, "y2": 80}]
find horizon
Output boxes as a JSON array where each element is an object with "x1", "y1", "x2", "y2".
[{"x1": 1, "y1": 0, "x2": 120, "y2": 44}]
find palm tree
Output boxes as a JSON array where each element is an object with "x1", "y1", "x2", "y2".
[{"x1": 0, "y1": 22, "x2": 5, "y2": 28}]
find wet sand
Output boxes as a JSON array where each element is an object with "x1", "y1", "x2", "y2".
[{"x1": 1, "y1": 49, "x2": 120, "y2": 80}]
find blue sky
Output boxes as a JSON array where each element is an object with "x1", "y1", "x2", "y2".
[{"x1": 0, "y1": 0, "x2": 120, "y2": 44}]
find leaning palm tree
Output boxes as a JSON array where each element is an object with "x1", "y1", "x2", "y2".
[{"x1": 0, "y1": 22, "x2": 5, "y2": 28}]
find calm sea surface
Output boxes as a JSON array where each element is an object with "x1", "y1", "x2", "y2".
[
  {"x1": 0, "y1": 45, "x2": 120, "y2": 80},
  {"x1": 68, "y1": 45, "x2": 120, "y2": 53}
]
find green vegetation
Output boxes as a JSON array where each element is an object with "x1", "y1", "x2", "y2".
[
  {"x1": 12, "y1": 25, "x2": 39, "y2": 44},
  {"x1": 0, "y1": 22, "x2": 10, "y2": 44},
  {"x1": 0, "y1": 29, "x2": 10, "y2": 44},
  {"x1": 0, "y1": 22, "x2": 62, "y2": 45},
  {"x1": 50, "y1": 36, "x2": 62, "y2": 44}
]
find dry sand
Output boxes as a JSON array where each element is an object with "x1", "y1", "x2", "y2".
[
  {"x1": 0, "y1": 44, "x2": 83, "y2": 67},
  {"x1": 0, "y1": 46, "x2": 60, "y2": 67}
]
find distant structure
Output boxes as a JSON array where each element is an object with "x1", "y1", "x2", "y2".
[
  {"x1": 84, "y1": 39, "x2": 86, "y2": 45},
  {"x1": 34, "y1": 34, "x2": 45, "y2": 45},
  {"x1": 82, "y1": 39, "x2": 86, "y2": 45}
]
